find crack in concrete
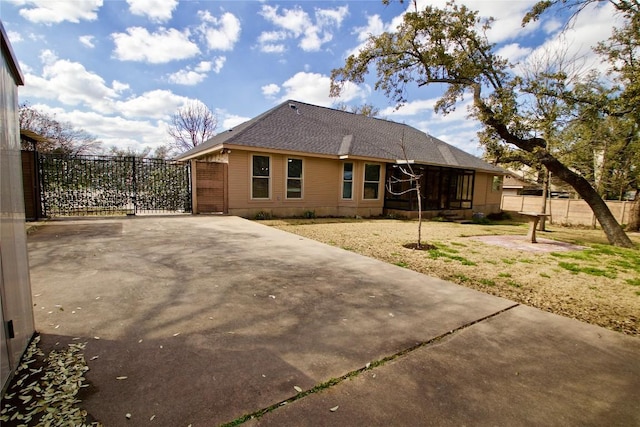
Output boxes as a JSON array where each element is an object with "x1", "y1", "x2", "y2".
[{"x1": 220, "y1": 303, "x2": 520, "y2": 426}]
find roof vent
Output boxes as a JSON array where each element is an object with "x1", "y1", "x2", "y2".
[{"x1": 288, "y1": 103, "x2": 300, "y2": 114}]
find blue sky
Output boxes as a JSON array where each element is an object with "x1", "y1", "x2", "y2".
[{"x1": 1, "y1": 0, "x2": 618, "y2": 156}]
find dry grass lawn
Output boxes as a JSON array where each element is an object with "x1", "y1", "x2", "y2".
[{"x1": 263, "y1": 218, "x2": 640, "y2": 337}]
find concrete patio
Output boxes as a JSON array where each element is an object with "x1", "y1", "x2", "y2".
[{"x1": 26, "y1": 216, "x2": 640, "y2": 426}]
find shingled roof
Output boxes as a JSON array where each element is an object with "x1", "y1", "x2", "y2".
[{"x1": 176, "y1": 100, "x2": 503, "y2": 173}]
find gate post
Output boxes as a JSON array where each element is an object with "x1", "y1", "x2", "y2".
[{"x1": 191, "y1": 159, "x2": 198, "y2": 214}]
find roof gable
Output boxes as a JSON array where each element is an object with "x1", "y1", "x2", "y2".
[{"x1": 177, "y1": 100, "x2": 503, "y2": 173}]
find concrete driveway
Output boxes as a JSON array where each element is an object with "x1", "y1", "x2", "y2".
[{"x1": 27, "y1": 216, "x2": 640, "y2": 426}]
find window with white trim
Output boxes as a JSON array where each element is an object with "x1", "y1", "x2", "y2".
[
  {"x1": 342, "y1": 162, "x2": 353, "y2": 199},
  {"x1": 286, "y1": 158, "x2": 303, "y2": 199},
  {"x1": 363, "y1": 164, "x2": 381, "y2": 199},
  {"x1": 252, "y1": 155, "x2": 270, "y2": 199}
]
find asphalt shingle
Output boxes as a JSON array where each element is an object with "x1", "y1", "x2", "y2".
[{"x1": 177, "y1": 100, "x2": 503, "y2": 173}]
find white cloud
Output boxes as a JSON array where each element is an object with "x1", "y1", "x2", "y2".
[
  {"x1": 260, "y1": 5, "x2": 310, "y2": 37},
  {"x1": 412, "y1": 0, "x2": 539, "y2": 44},
  {"x1": 260, "y1": 44, "x2": 287, "y2": 54},
  {"x1": 345, "y1": 13, "x2": 394, "y2": 58},
  {"x1": 29, "y1": 104, "x2": 175, "y2": 151},
  {"x1": 276, "y1": 71, "x2": 366, "y2": 106},
  {"x1": 114, "y1": 90, "x2": 189, "y2": 120},
  {"x1": 112, "y1": 27, "x2": 200, "y2": 63},
  {"x1": 79, "y1": 35, "x2": 95, "y2": 48},
  {"x1": 166, "y1": 59, "x2": 224, "y2": 85},
  {"x1": 380, "y1": 99, "x2": 437, "y2": 117},
  {"x1": 257, "y1": 30, "x2": 288, "y2": 53},
  {"x1": 354, "y1": 15, "x2": 385, "y2": 42},
  {"x1": 262, "y1": 83, "x2": 281, "y2": 98},
  {"x1": 496, "y1": 43, "x2": 533, "y2": 64},
  {"x1": 198, "y1": 11, "x2": 241, "y2": 51},
  {"x1": 112, "y1": 81, "x2": 130, "y2": 93},
  {"x1": 316, "y1": 6, "x2": 348, "y2": 27},
  {"x1": 195, "y1": 61, "x2": 212, "y2": 72},
  {"x1": 212, "y1": 57, "x2": 225, "y2": 73},
  {"x1": 21, "y1": 50, "x2": 118, "y2": 112},
  {"x1": 127, "y1": 0, "x2": 178, "y2": 23},
  {"x1": 168, "y1": 69, "x2": 206, "y2": 86},
  {"x1": 21, "y1": 51, "x2": 191, "y2": 122},
  {"x1": 220, "y1": 114, "x2": 250, "y2": 130},
  {"x1": 7, "y1": 30, "x2": 23, "y2": 43},
  {"x1": 15, "y1": 0, "x2": 103, "y2": 24},
  {"x1": 258, "y1": 4, "x2": 349, "y2": 53}
]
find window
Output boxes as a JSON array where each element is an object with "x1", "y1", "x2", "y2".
[
  {"x1": 252, "y1": 155, "x2": 270, "y2": 199},
  {"x1": 342, "y1": 162, "x2": 353, "y2": 199},
  {"x1": 492, "y1": 175, "x2": 503, "y2": 192},
  {"x1": 363, "y1": 164, "x2": 381, "y2": 199},
  {"x1": 450, "y1": 170, "x2": 474, "y2": 209},
  {"x1": 287, "y1": 158, "x2": 303, "y2": 199}
]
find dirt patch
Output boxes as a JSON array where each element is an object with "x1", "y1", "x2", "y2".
[
  {"x1": 469, "y1": 235, "x2": 585, "y2": 252},
  {"x1": 264, "y1": 218, "x2": 640, "y2": 337}
]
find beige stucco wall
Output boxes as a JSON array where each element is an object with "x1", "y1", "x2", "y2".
[
  {"x1": 472, "y1": 172, "x2": 503, "y2": 216},
  {"x1": 226, "y1": 150, "x2": 385, "y2": 218}
]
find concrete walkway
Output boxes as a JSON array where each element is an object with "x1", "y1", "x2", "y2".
[{"x1": 26, "y1": 216, "x2": 639, "y2": 426}]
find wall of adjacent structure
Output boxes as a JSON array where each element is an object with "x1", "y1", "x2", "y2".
[
  {"x1": 501, "y1": 195, "x2": 638, "y2": 227},
  {"x1": 225, "y1": 150, "x2": 385, "y2": 218},
  {"x1": 1, "y1": 27, "x2": 35, "y2": 393},
  {"x1": 472, "y1": 172, "x2": 504, "y2": 216}
]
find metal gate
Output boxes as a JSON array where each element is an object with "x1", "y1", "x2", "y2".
[{"x1": 38, "y1": 153, "x2": 192, "y2": 217}]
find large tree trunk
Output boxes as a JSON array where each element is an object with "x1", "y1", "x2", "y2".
[
  {"x1": 474, "y1": 91, "x2": 634, "y2": 248},
  {"x1": 538, "y1": 152, "x2": 634, "y2": 247}
]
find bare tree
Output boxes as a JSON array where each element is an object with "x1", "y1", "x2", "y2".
[
  {"x1": 386, "y1": 134, "x2": 432, "y2": 250},
  {"x1": 167, "y1": 100, "x2": 218, "y2": 153},
  {"x1": 19, "y1": 102, "x2": 102, "y2": 155}
]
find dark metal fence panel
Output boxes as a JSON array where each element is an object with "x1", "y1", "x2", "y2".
[{"x1": 38, "y1": 153, "x2": 191, "y2": 217}]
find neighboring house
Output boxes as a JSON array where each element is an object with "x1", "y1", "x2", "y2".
[
  {"x1": 1, "y1": 21, "x2": 35, "y2": 393},
  {"x1": 503, "y1": 172, "x2": 543, "y2": 196},
  {"x1": 177, "y1": 100, "x2": 505, "y2": 219}
]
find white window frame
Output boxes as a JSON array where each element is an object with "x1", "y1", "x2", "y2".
[
  {"x1": 363, "y1": 163, "x2": 381, "y2": 200},
  {"x1": 286, "y1": 157, "x2": 303, "y2": 199},
  {"x1": 251, "y1": 154, "x2": 271, "y2": 200}
]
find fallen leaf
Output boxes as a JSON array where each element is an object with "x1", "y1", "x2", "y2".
[{"x1": 330, "y1": 406, "x2": 339, "y2": 412}]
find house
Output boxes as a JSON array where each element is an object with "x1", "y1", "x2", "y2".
[
  {"x1": 1, "y1": 21, "x2": 35, "y2": 393},
  {"x1": 502, "y1": 171, "x2": 543, "y2": 196},
  {"x1": 176, "y1": 100, "x2": 505, "y2": 219}
]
